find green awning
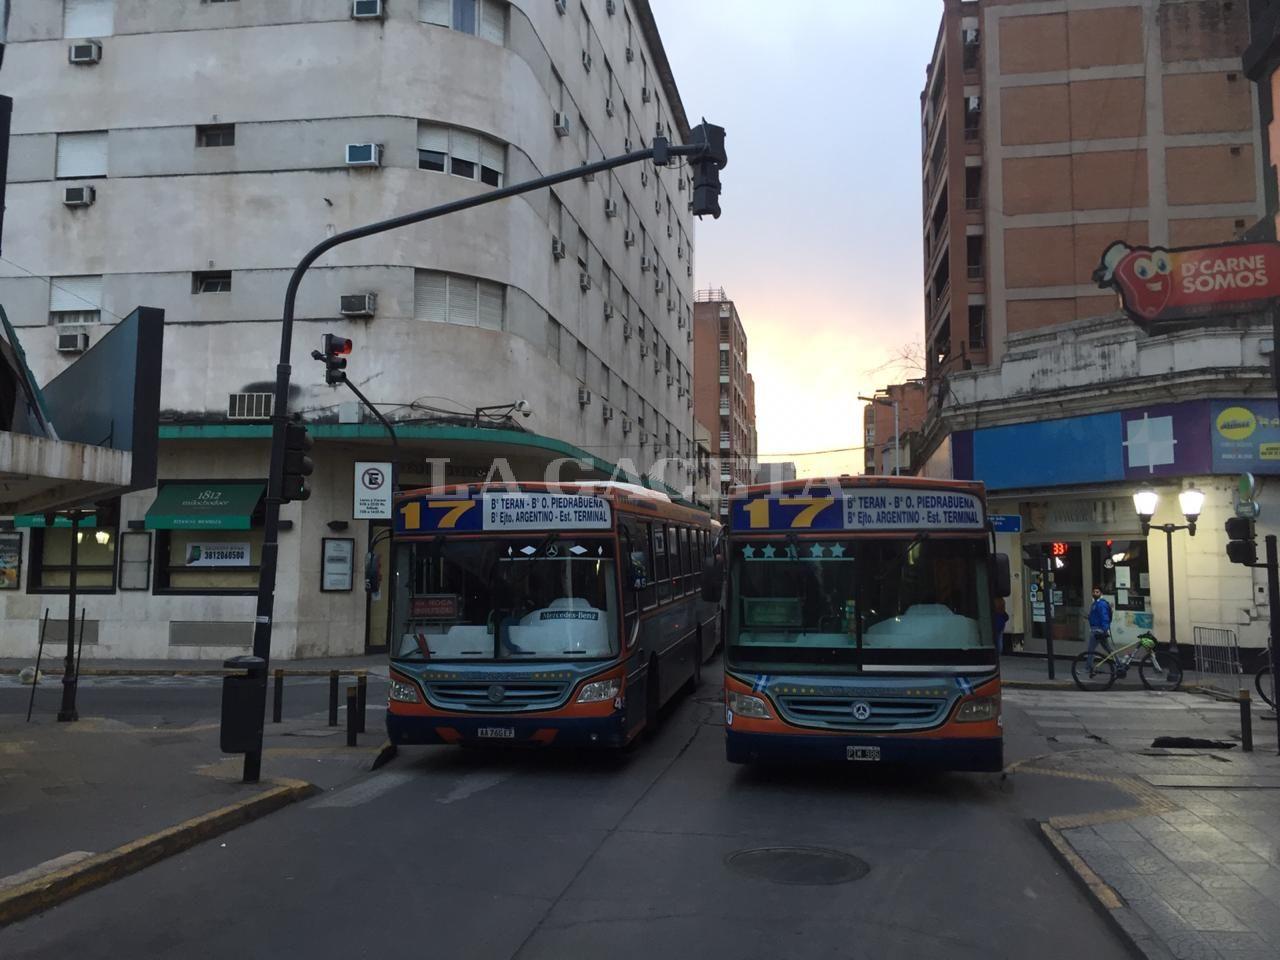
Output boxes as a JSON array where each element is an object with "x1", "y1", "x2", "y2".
[
  {"x1": 14, "y1": 513, "x2": 98, "y2": 528},
  {"x1": 144, "y1": 484, "x2": 264, "y2": 531}
]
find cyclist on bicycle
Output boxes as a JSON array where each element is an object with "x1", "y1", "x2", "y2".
[{"x1": 1086, "y1": 585, "x2": 1113, "y2": 675}]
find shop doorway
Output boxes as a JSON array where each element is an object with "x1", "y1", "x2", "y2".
[
  {"x1": 1089, "y1": 539, "x2": 1153, "y2": 646},
  {"x1": 364, "y1": 522, "x2": 392, "y2": 653},
  {"x1": 1024, "y1": 540, "x2": 1086, "y2": 653}
]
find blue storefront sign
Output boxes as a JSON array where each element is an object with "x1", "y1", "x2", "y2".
[{"x1": 989, "y1": 514, "x2": 1022, "y2": 533}]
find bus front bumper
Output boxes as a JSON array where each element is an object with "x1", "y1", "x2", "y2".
[
  {"x1": 725, "y1": 730, "x2": 1003, "y2": 772},
  {"x1": 387, "y1": 712, "x2": 631, "y2": 750}
]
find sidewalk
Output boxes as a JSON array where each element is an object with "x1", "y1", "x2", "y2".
[
  {"x1": 1009, "y1": 684, "x2": 1280, "y2": 960},
  {"x1": 0, "y1": 653, "x2": 390, "y2": 677},
  {"x1": 0, "y1": 675, "x2": 391, "y2": 926}
]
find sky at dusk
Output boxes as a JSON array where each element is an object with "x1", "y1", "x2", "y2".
[{"x1": 649, "y1": 0, "x2": 939, "y2": 477}]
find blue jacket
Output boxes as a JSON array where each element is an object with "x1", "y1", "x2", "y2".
[{"x1": 1088, "y1": 597, "x2": 1112, "y2": 632}]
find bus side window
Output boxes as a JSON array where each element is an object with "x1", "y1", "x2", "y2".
[
  {"x1": 671, "y1": 525, "x2": 685, "y2": 590},
  {"x1": 644, "y1": 522, "x2": 660, "y2": 608},
  {"x1": 653, "y1": 522, "x2": 671, "y2": 604},
  {"x1": 678, "y1": 527, "x2": 691, "y2": 594}
]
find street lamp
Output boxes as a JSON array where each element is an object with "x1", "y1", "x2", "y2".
[
  {"x1": 858, "y1": 393, "x2": 899, "y2": 476},
  {"x1": 1132, "y1": 483, "x2": 1203, "y2": 653},
  {"x1": 473, "y1": 399, "x2": 533, "y2": 427}
]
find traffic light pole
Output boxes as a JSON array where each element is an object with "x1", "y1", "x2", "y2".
[
  {"x1": 244, "y1": 130, "x2": 724, "y2": 781},
  {"x1": 1268, "y1": 535, "x2": 1280, "y2": 755}
]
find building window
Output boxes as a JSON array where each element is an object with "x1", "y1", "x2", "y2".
[
  {"x1": 414, "y1": 270, "x2": 504, "y2": 329},
  {"x1": 418, "y1": 123, "x2": 505, "y2": 187},
  {"x1": 154, "y1": 530, "x2": 261, "y2": 595},
  {"x1": 193, "y1": 271, "x2": 232, "y2": 294},
  {"x1": 196, "y1": 124, "x2": 235, "y2": 148},
  {"x1": 49, "y1": 275, "x2": 103, "y2": 325},
  {"x1": 64, "y1": 0, "x2": 114, "y2": 38},
  {"x1": 26, "y1": 511, "x2": 120, "y2": 595},
  {"x1": 55, "y1": 131, "x2": 108, "y2": 179},
  {"x1": 962, "y1": 27, "x2": 980, "y2": 71},
  {"x1": 419, "y1": 0, "x2": 506, "y2": 44},
  {"x1": 968, "y1": 305, "x2": 986, "y2": 348},
  {"x1": 546, "y1": 316, "x2": 562, "y2": 360},
  {"x1": 966, "y1": 235, "x2": 984, "y2": 279}
]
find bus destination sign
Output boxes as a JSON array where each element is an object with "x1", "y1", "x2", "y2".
[
  {"x1": 396, "y1": 492, "x2": 612, "y2": 533},
  {"x1": 730, "y1": 489, "x2": 985, "y2": 532}
]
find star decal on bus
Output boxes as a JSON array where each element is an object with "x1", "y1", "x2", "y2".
[
  {"x1": 830, "y1": 544, "x2": 847, "y2": 557},
  {"x1": 762, "y1": 545, "x2": 777, "y2": 559},
  {"x1": 809, "y1": 543, "x2": 826, "y2": 558}
]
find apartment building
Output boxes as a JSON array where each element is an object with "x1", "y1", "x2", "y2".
[
  {"x1": 0, "y1": 0, "x2": 698, "y2": 659},
  {"x1": 692, "y1": 288, "x2": 755, "y2": 514},
  {"x1": 860, "y1": 381, "x2": 927, "y2": 476},
  {"x1": 918, "y1": 0, "x2": 1274, "y2": 657}
]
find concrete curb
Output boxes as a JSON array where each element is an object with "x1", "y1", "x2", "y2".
[
  {"x1": 1034, "y1": 821, "x2": 1165, "y2": 960},
  {"x1": 1002, "y1": 679, "x2": 1074, "y2": 690},
  {"x1": 371, "y1": 740, "x2": 398, "y2": 771},
  {"x1": 0, "y1": 778, "x2": 318, "y2": 928}
]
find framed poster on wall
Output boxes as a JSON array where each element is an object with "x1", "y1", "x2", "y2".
[
  {"x1": 0, "y1": 533, "x2": 22, "y2": 589},
  {"x1": 322, "y1": 538, "x2": 355, "y2": 592}
]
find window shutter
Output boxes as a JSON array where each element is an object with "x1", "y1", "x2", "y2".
[
  {"x1": 64, "y1": 0, "x2": 114, "y2": 38},
  {"x1": 479, "y1": 139, "x2": 505, "y2": 176},
  {"x1": 55, "y1": 131, "x2": 108, "y2": 178},
  {"x1": 417, "y1": 123, "x2": 449, "y2": 153},
  {"x1": 450, "y1": 130, "x2": 479, "y2": 165},
  {"x1": 479, "y1": 0, "x2": 506, "y2": 44},
  {"x1": 419, "y1": 0, "x2": 450, "y2": 26},
  {"x1": 49, "y1": 275, "x2": 103, "y2": 313},
  {"x1": 478, "y1": 281, "x2": 504, "y2": 330},
  {"x1": 447, "y1": 276, "x2": 478, "y2": 326},
  {"x1": 414, "y1": 270, "x2": 447, "y2": 323}
]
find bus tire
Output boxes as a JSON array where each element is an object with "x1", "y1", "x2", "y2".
[
  {"x1": 644, "y1": 656, "x2": 661, "y2": 738},
  {"x1": 685, "y1": 630, "x2": 702, "y2": 694}
]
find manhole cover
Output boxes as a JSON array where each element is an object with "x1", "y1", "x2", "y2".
[{"x1": 726, "y1": 846, "x2": 869, "y2": 886}]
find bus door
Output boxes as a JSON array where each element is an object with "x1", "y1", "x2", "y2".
[{"x1": 620, "y1": 518, "x2": 651, "y2": 737}]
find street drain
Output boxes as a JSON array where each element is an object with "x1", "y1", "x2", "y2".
[{"x1": 726, "y1": 846, "x2": 869, "y2": 886}]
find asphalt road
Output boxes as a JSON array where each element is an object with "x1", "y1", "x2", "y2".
[{"x1": 0, "y1": 666, "x2": 1132, "y2": 960}]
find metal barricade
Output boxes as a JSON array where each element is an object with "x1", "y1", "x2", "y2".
[{"x1": 1190, "y1": 626, "x2": 1244, "y2": 696}]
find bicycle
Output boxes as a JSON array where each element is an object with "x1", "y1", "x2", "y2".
[
  {"x1": 1070, "y1": 631, "x2": 1184, "y2": 692},
  {"x1": 1256, "y1": 648, "x2": 1274, "y2": 709}
]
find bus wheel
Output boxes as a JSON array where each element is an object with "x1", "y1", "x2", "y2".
[
  {"x1": 685, "y1": 630, "x2": 702, "y2": 694},
  {"x1": 644, "y1": 657, "x2": 661, "y2": 738}
]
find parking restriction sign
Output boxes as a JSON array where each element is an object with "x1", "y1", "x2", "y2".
[{"x1": 354, "y1": 462, "x2": 392, "y2": 519}]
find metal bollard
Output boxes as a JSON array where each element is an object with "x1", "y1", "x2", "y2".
[
  {"x1": 1240, "y1": 688, "x2": 1253, "y2": 753},
  {"x1": 346, "y1": 686, "x2": 358, "y2": 747},
  {"x1": 328, "y1": 670, "x2": 339, "y2": 727},
  {"x1": 356, "y1": 674, "x2": 368, "y2": 734},
  {"x1": 272, "y1": 669, "x2": 284, "y2": 724}
]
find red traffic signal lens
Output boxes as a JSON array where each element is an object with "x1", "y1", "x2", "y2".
[{"x1": 335, "y1": 338, "x2": 352, "y2": 356}]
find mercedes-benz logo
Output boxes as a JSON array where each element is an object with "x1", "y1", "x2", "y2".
[
  {"x1": 851, "y1": 701, "x2": 872, "y2": 721},
  {"x1": 487, "y1": 684, "x2": 506, "y2": 704}
]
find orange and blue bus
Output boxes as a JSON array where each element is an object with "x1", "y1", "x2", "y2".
[
  {"x1": 385, "y1": 482, "x2": 719, "y2": 750},
  {"x1": 717, "y1": 477, "x2": 1010, "y2": 771}
]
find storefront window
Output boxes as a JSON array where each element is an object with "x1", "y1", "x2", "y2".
[
  {"x1": 1090, "y1": 540, "x2": 1152, "y2": 645},
  {"x1": 154, "y1": 529, "x2": 263, "y2": 595},
  {"x1": 28, "y1": 524, "x2": 118, "y2": 593},
  {"x1": 1025, "y1": 541, "x2": 1084, "y2": 645}
]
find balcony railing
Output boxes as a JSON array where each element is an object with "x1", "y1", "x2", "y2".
[
  {"x1": 967, "y1": 264, "x2": 983, "y2": 280},
  {"x1": 965, "y1": 195, "x2": 981, "y2": 211}
]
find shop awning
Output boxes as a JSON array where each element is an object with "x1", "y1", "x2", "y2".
[
  {"x1": 144, "y1": 484, "x2": 264, "y2": 531},
  {"x1": 14, "y1": 513, "x2": 98, "y2": 528}
]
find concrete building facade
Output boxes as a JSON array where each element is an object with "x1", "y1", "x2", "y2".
[
  {"x1": 692, "y1": 288, "x2": 755, "y2": 514},
  {"x1": 0, "y1": 0, "x2": 699, "y2": 659},
  {"x1": 918, "y1": 0, "x2": 1275, "y2": 660},
  {"x1": 860, "y1": 381, "x2": 927, "y2": 476}
]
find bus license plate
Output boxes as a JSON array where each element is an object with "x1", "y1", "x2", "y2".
[
  {"x1": 847, "y1": 746, "x2": 881, "y2": 761},
  {"x1": 477, "y1": 727, "x2": 515, "y2": 740}
]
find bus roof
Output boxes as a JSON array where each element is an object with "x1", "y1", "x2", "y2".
[{"x1": 729, "y1": 476, "x2": 987, "y2": 500}]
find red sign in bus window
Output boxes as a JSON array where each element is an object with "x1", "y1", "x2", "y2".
[{"x1": 411, "y1": 595, "x2": 460, "y2": 620}]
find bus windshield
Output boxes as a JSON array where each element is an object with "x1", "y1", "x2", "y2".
[
  {"x1": 727, "y1": 537, "x2": 993, "y2": 667},
  {"x1": 392, "y1": 538, "x2": 619, "y2": 662}
]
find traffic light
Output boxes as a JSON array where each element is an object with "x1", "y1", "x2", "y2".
[
  {"x1": 321, "y1": 334, "x2": 352, "y2": 386},
  {"x1": 1225, "y1": 516, "x2": 1257, "y2": 566},
  {"x1": 689, "y1": 121, "x2": 727, "y2": 220},
  {"x1": 282, "y1": 419, "x2": 314, "y2": 504}
]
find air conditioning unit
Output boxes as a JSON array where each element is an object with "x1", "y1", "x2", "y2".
[
  {"x1": 552, "y1": 236, "x2": 567, "y2": 260},
  {"x1": 666, "y1": 374, "x2": 674, "y2": 387},
  {"x1": 604, "y1": 198, "x2": 618, "y2": 218},
  {"x1": 624, "y1": 137, "x2": 633, "y2": 153},
  {"x1": 641, "y1": 87, "x2": 652, "y2": 104},
  {"x1": 623, "y1": 320, "x2": 633, "y2": 339},
  {"x1": 68, "y1": 40, "x2": 102, "y2": 65},
  {"x1": 555, "y1": 0, "x2": 567, "y2": 13},
  {"x1": 56, "y1": 331, "x2": 89, "y2": 353},
  {"x1": 581, "y1": 165, "x2": 595, "y2": 182},
  {"x1": 677, "y1": 245, "x2": 685, "y2": 259},
  {"x1": 686, "y1": 264, "x2": 693, "y2": 278},
  {"x1": 639, "y1": 430, "x2": 649, "y2": 445},
  {"x1": 351, "y1": 0, "x2": 385, "y2": 18},
  {"x1": 579, "y1": 272, "x2": 592, "y2": 291},
  {"x1": 605, "y1": 98, "x2": 615, "y2": 118},
  {"x1": 602, "y1": 405, "x2": 614, "y2": 422},
  {"x1": 622, "y1": 418, "x2": 633, "y2": 435},
  {"x1": 677, "y1": 384, "x2": 685, "y2": 397},
  {"x1": 640, "y1": 170, "x2": 649, "y2": 187},
  {"x1": 653, "y1": 357, "x2": 661, "y2": 373},
  {"x1": 686, "y1": 330, "x2": 692, "y2": 343},
  {"x1": 63, "y1": 185, "x2": 96, "y2": 207},
  {"x1": 603, "y1": 302, "x2": 614, "y2": 320},
  {"x1": 625, "y1": 46, "x2": 635, "y2": 62},
  {"x1": 340, "y1": 293, "x2": 377, "y2": 318},
  {"x1": 686, "y1": 397, "x2": 693, "y2": 410},
  {"x1": 640, "y1": 256, "x2": 652, "y2": 272},
  {"x1": 345, "y1": 143, "x2": 382, "y2": 167},
  {"x1": 623, "y1": 229, "x2": 636, "y2": 247},
  {"x1": 581, "y1": 50, "x2": 593, "y2": 72},
  {"x1": 654, "y1": 122, "x2": 663, "y2": 138},
  {"x1": 606, "y1": 0, "x2": 617, "y2": 14},
  {"x1": 577, "y1": 387, "x2": 592, "y2": 406},
  {"x1": 553, "y1": 112, "x2": 571, "y2": 137},
  {"x1": 666, "y1": 224, "x2": 673, "y2": 239},
  {"x1": 678, "y1": 176, "x2": 685, "y2": 192},
  {"x1": 666, "y1": 298, "x2": 674, "y2": 312},
  {"x1": 654, "y1": 277, "x2": 664, "y2": 293},
  {"x1": 654, "y1": 200, "x2": 662, "y2": 215},
  {"x1": 677, "y1": 313, "x2": 685, "y2": 329},
  {"x1": 640, "y1": 343, "x2": 648, "y2": 357}
]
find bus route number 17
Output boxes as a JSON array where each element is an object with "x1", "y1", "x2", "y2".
[{"x1": 744, "y1": 497, "x2": 835, "y2": 529}]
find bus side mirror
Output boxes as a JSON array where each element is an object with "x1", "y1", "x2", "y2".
[
  {"x1": 701, "y1": 556, "x2": 724, "y2": 602},
  {"x1": 629, "y1": 551, "x2": 649, "y2": 591},
  {"x1": 992, "y1": 553, "x2": 1011, "y2": 598},
  {"x1": 364, "y1": 551, "x2": 381, "y2": 594}
]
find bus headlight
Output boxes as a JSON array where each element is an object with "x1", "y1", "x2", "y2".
[
  {"x1": 727, "y1": 691, "x2": 772, "y2": 719},
  {"x1": 389, "y1": 679, "x2": 422, "y2": 704},
  {"x1": 577, "y1": 678, "x2": 622, "y2": 703},
  {"x1": 955, "y1": 697, "x2": 998, "y2": 723}
]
